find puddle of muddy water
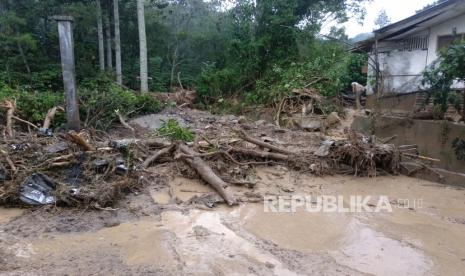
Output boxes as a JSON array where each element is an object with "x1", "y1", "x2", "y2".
[
  {"x1": 0, "y1": 208, "x2": 24, "y2": 224},
  {"x1": 3, "y1": 174, "x2": 465, "y2": 275}
]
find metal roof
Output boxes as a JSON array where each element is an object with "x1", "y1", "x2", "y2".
[{"x1": 356, "y1": 0, "x2": 465, "y2": 46}]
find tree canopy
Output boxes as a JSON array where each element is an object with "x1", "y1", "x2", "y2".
[{"x1": 0, "y1": 0, "x2": 368, "y2": 110}]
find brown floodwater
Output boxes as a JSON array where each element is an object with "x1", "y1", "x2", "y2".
[{"x1": 1, "y1": 171, "x2": 465, "y2": 275}]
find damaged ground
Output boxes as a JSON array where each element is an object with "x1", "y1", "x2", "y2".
[{"x1": 1, "y1": 105, "x2": 465, "y2": 275}]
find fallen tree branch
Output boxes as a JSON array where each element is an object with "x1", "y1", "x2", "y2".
[
  {"x1": 236, "y1": 130, "x2": 294, "y2": 155},
  {"x1": 177, "y1": 143, "x2": 236, "y2": 206},
  {"x1": 142, "y1": 145, "x2": 174, "y2": 169},
  {"x1": 115, "y1": 110, "x2": 135, "y2": 133},
  {"x1": 12, "y1": 116, "x2": 39, "y2": 130},
  {"x1": 402, "y1": 153, "x2": 440, "y2": 162},
  {"x1": 0, "y1": 149, "x2": 17, "y2": 174},
  {"x1": 229, "y1": 147, "x2": 290, "y2": 162},
  {"x1": 1, "y1": 100, "x2": 16, "y2": 138},
  {"x1": 64, "y1": 131, "x2": 94, "y2": 151},
  {"x1": 43, "y1": 106, "x2": 64, "y2": 129}
]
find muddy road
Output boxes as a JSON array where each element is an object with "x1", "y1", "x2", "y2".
[{"x1": 1, "y1": 168, "x2": 465, "y2": 275}]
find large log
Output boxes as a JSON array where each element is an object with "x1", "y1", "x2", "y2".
[{"x1": 178, "y1": 143, "x2": 236, "y2": 206}]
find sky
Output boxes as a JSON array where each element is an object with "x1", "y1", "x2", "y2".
[{"x1": 340, "y1": 0, "x2": 438, "y2": 37}]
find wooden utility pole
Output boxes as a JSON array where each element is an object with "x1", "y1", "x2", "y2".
[
  {"x1": 53, "y1": 16, "x2": 80, "y2": 131},
  {"x1": 137, "y1": 0, "x2": 148, "y2": 93}
]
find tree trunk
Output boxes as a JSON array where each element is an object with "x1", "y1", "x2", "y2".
[
  {"x1": 113, "y1": 0, "x2": 122, "y2": 85},
  {"x1": 137, "y1": 0, "x2": 148, "y2": 93},
  {"x1": 16, "y1": 41, "x2": 31, "y2": 76},
  {"x1": 105, "y1": 0, "x2": 113, "y2": 70},
  {"x1": 96, "y1": 0, "x2": 105, "y2": 72}
]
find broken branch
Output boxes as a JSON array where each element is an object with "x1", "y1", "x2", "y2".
[{"x1": 177, "y1": 143, "x2": 236, "y2": 206}]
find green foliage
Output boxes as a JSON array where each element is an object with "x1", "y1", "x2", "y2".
[
  {"x1": 79, "y1": 77, "x2": 162, "y2": 129},
  {"x1": 0, "y1": 86, "x2": 64, "y2": 124},
  {"x1": 0, "y1": 0, "x2": 368, "y2": 115},
  {"x1": 155, "y1": 119, "x2": 194, "y2": 142},
  {"x1": 422, "y1": 40, "x2": 465, "y2": 117},
  {"x1": 452, "y1": 138, "x2": 465, "y2": 161},
  {"x1": 0, "y1": 76, "x2": 162, "y2": 130},
  {"x1": 248, "y1": 43, "x2": 367, "y2": 104}
]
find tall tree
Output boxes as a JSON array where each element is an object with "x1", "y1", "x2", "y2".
[
  {"x1": 374, "y1": 9, "x2": 391, "y2": 29},
  {"x1": 137, "y1": 0, "x2": 148, "y2": 92},
  {"x1": 105, "y1": 0, "x2": 113, "y2": 70},
  {"x1": 113, "y1": 0, "x2": 122, "y2": 84},
  {"x1": 96, "y1": 0, "x2": 105, "y2": 72}
]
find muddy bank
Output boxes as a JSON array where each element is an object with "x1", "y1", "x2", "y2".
[{"x1": 1, "y1": 169, "x2": 465, "y2": 275}]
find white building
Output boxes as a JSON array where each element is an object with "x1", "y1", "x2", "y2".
[{"x1": 357, "y1": 0, "x2": 465, "y2": 95}]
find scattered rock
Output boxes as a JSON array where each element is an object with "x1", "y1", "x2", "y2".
[
  {"x1": 238, "y1": 116, "x2": 247, "y2": 124},
  {"x1": 130, "y1": 114, "x2": 188, "y2": 130},
  {"x1": 326, "y1": 112, "x2": 341, "y2": 126},
  {"x1": 45, "y1": 142, "x2": 69, "y2": 154},
  {"x1": 298, "y1": 117, "x2": 322, "y2": 131}
]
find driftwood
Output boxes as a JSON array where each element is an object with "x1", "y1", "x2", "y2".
[
  {"x1": 177, "y1": 143, "x2": 236, "y2": 206},
  {"x1": 142, "y1": 145, "x2": 174, "y2": 168}
]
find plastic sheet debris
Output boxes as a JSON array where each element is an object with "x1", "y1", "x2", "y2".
[
  {"x1": 39, "y1": 127, "x2": 54, "y2": 137},
  {"x1": 20, "y1": 173, "x2": 57, "y2": 205},
  {"x1": 115, "y1": 158, "x2": 128, "y2": 174}
]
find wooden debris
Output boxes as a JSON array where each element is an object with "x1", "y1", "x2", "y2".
[
  {"x1": 64, "y1": 131, "x2": 94, "y2": 151},
  {"x1": 177, "y1": 143, "x2": 236, "y2": 206},
  {"x1": 43, "y1": 106, "x2": 64, "y2": 129},
  {"x1": 142, "y1": 145, "x2": 174, "y2": 169}
]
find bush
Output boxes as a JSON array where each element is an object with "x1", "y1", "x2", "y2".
[
  {"x1": 79, "y1": 77, "x2": 162, "y2": 129},
  {"x1": 0, "y1": 86, "x2": 64, "y2": 124},
  {"x1": 249, "y1": 48, "x2": 367, "y2": 105},
  {"x1": 0, "y1": 77, "x2": 162, "y2": 130},
  {"x1": 155, "y1": 119, "x2": 194, "y2": 142}
]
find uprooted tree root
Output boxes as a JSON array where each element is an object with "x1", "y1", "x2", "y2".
[{"x1": 0, "y1": 125, "x2": 401, "y2": 208}]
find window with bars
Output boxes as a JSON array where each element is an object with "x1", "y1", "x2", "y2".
[{"x1": 400, "y1": 35, "x2": 429, "y2": 51}]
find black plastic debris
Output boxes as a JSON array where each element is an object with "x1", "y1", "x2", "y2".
[
  {"x1": 115, "y1": 158, "x2": 128, "y2": 175},
  {"x1": 10, "y1": 143, "x2": 28, "y2": 151},
  {"x1": 93, "y1": 159, "x2": 109, "y2": 173},
  {"x1": 20, "y1": 173, "x2": 57, "y2": 205}
]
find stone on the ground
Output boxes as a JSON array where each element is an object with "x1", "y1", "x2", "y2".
[
  {"x1": 130, "y1": 114, "x2": 188, "y2": 130},
  {"x1": 326, "y1": 112, "x2": 341, "y2": 126},
  {"x1": 298, "y1": 117, "x2": 322, "y2": 131}
]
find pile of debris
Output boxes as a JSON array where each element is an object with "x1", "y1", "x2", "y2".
[
  {"x1": 0, "y1": 95, "x2": 406, "y2": 209},
  {"x1": 0, "y1": 123, "x2": 403, "y2": 208},
  {"x1": 274, "y1": 88, "x2": 342, "y2": 132}
]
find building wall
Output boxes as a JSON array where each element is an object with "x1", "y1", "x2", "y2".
[
  {"x1": 367, "y1": 13, "x2": 465, "y2": 95},
  {"x1": 426, "y1": 14, "x2": 465, "y2": 63}
]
